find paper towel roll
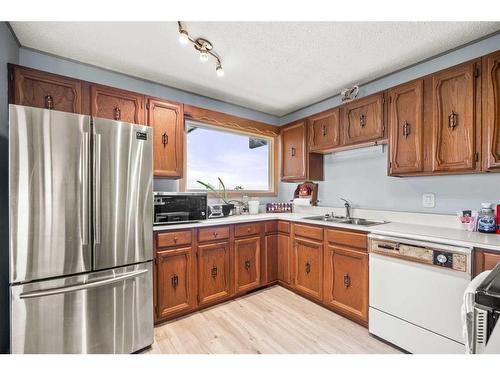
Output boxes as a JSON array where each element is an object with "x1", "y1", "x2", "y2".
[{"x1": 293, "y1": 198, "x2": 311, "y2": 206}]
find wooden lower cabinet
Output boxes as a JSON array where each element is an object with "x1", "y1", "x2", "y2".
[
  {"x1": 197, "y1": 241, "x2": 231, "y2": 307},
  {"x1": 323, "y1": 245, "x2": 368, "y2": 324},
  {"x1": 234, "y1": 236, "x2": 261, "y2": 293},
  {"x1": 474, "y1": 248, "x2": 500, "y2": 276},
  {"x1": 264, "y1": 234, "x2": 278, "y2": 284},
  {"x1": 293, "y1": 237, "x2": 323, "y2": 301},
  {"x1": 277, "y1": 233, "x2": 291, "y2": 284},
  {"x1": 156, "y1": 247, "x2": 196, "y2": 320}
]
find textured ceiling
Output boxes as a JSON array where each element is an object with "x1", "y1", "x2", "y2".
[{"x1": 10, "y1": 22, "x2": 500, "y2": 116}]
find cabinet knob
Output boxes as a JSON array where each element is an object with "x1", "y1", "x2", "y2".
[
  {"x1": 291, "y1": 147, "x2": 296, "y2": 157},
  {"x1": 245, "y1": 260, "x2": 251, "y2": 271},
  {"x1": 343, "y1": 273, "x2": 351, "y2": 288},
  {"x1": 448, "y1": 111, "x2": 458, "y2": 130},
  {"x1": 322, "y1": 125, "x2": 327, "y2": 136},
  {"x1": 171, "y1": 274, "x2": 179, "y2": 289},
  {"x1": 173, "y1": 237, "x2": 178, "y2": 243},
  {"x1": 360, "y1": 114, "x2": 366, "y2": 128},
  {"x1": 44, "y1": 95, "x2": 54, "y2": 110},
  {"x1": 402, "y1": 121, "x2": 411, "y2": 138},
  {"x1": 213, "y1": 232, "x2": 218, "y2": 237},
  {"x1": 113, "y1": 106, "x2": 121, "y2": 121},
  {"x1": 211, "y1": 265, "x2": 218, "y2": 279},
  {"x1": 305, "y1": 260, "x2": 311, "y2": 274},
  {"x1": 162, "y1": 132, "x2": 169, "y2": 147}
]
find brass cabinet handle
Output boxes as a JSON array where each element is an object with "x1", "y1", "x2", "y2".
[
  {"x1": 360, "y1": 114, "x2": 366, "y2": 128},
  {"x1": 44, "y1": 95, "x2": 54, "y2": 110},
  {"x1": 173, "y1": 237, "x2": 178, "y2": 243},
  {"x1": 245, "y1": 260, "x2": 251, "y2": 271},
  {"x1": 402, "y1": 121, "x2": 411, "y2": 138},
  {"x1": 305, "y1": 260, "x2": 311, "y2": 274},
  {"x1": 344, "y1": 274, "x2": 351, "y2": 288},
  {"x1": 213, "y1": 231, "x2": 218, "y2": 238},
  {"x1": 113, "y1": 106, "x2": 121, "y2": 121},
  {"x1": 322, "y1": 125, "x2": 327, "y2": 136},
  {"x1": 162, "y1": 132, "x2": 169, "y2": 147},
  {"x1": 211, "y1": 265, "x2": 218, "y2": 279},
  {"x1": 171, "y1": 274, "x2": 179, "y2": 289},
  {"x1": 448, "y1": 111, "x2": 458, "y2": 130},
  {"x1": 291, "y1": 147, "x2": 296, "y2": 157}
]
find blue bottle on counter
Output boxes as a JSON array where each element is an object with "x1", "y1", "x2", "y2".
[{"x1": 478, "y1": 203, "x2": 497, "y2": 233}]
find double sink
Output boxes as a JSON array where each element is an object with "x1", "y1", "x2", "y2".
[{"x1": 303, "y1": 214, "x2": 388, "y2": 227}]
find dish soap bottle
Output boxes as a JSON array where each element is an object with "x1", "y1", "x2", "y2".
[{"x1": 478, "y1": 203, "x2": 497, "y2": 233}]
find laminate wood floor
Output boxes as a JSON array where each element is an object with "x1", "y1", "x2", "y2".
[{"x1": 146, "y1": 285, "x2": 401, "y2": 354}]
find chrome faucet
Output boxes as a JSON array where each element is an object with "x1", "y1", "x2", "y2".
[{"x1": 340, "y1": 198, "x2": 351, "y2": 220}]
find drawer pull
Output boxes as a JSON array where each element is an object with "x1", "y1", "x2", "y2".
[
  {"x1": 322, "y1": 125, "x2": 327, "y2": 136},
  {"x1": 305, "y1": 260, "x2": 311, "y2": 274},
  {"x1": 360, "y1": 114, "x2": 366, "y2": 128},
  {"x1": 171, "y1": 274, "x2": 179, "y2": 289},
  {"x1": 344, "y1": 274, "x2": 351, "y2": 288},
  {"x1": 245, "y1": 260, "x2": 251, "y2": 271},
  {"x1": 162, "y1": 132, "x2": 169, "y2": 147},
  {"x1": 173, "y1": 237, "x2": 178, "y2": 243},
  {"x1": 291, "y1": 147, "x2": 296, "y2": 157},
  {"x1": 402, "y1": 120, "x2": 411, "y2": 138},
  {"x1": 213, "y1": 232, "x2": 218, "y2": 237},
  {"x1": 448, "y1": 111, "x2": 458, "y2": 130},
  {"x1": 44, "y1": 95, "x2": 54, "y2": 110},
  {"x1": 211, "y1": 265, "x2": 218, "y2": 279}
]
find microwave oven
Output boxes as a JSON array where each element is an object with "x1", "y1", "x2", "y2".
[{"x1": 154, "y1": 192, "x2": 207, "y2": 225}]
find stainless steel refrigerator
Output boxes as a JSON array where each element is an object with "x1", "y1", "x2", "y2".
[{"x1": 9, "y1": 104, "x2": 153, "y2": 354}]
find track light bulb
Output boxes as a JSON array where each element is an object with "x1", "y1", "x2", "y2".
[
  {"x1": 216, "y1": 65, "x2": 224, "y2": 77},
  {"x1": 179, "y1": 30, "x2": 189, "y2": 44},
  {"x1": 199, "y1": 50, "x2": 209, "y2": 62}
]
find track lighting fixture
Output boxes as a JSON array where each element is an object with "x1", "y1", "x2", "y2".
[{"x1": 177, "y1": 21, "x2": 224, "y2": 77}]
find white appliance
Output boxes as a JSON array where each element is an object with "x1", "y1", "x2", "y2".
[{"x1": 368, "y1": 234, "x2": 472, "y2": 354}]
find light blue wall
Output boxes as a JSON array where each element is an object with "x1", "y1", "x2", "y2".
[{"x1": 0, "y1": 22, "x2": 19, "y2": 354}]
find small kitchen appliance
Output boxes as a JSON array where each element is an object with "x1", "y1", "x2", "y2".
[{"x1": 154, "y1": 192, "x2": 207, "y2": 225}]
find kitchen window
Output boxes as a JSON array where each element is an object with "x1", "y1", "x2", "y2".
[{"x1": 183, "y1": 120, "x2": 277, "y2": 196}]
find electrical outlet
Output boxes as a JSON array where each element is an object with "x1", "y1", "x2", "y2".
[{"x1": 422, "y1": 193, "x2": 435, "y2": 208}]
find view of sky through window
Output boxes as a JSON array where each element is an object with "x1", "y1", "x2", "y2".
[{"x1": 186, "y1": 124, "x2": 270, "y2": 191}]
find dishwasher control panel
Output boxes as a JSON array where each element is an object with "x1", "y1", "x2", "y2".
[{"x1": 369, "y1": 236, "x2": 470, "y2": 273}]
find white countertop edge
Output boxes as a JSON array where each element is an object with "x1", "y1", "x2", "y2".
[{"x1": 153, "y1": 213, "x2": 500, "y2": 252}]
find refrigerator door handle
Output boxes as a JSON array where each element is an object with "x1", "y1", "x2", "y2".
[
  {"x1": 19, "y1": 269, "x2": 148, "y2": 299},
  {"x1": 94, "y1": 133, "x2": 102, "y2": 245},
  {"x1": 81, "y1": 132, "x2": 90, "y2": 246}
]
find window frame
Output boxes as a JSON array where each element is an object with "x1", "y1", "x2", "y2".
[{"x1": 180, "y1": 120, "x2": 278, "y2": 197}]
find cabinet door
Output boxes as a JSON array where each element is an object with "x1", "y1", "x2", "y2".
[
  {"x1": 10, "y1": 65, "x2": 82, "y2": 113},
  {"x1": 234, "y1": 236, "x2": 261, "y2": 293},
  {"x1": 388, "y1": 80, "x2": 424, "y2": 175},
  {"x1": 281, "y1": 121, "x2": 307, "y2": 181},
  {"x1": 324, "y1": 245, "x2": 368, "y2": 324},
  {"x1": 474, "y1": 248, "x2": 500, "y2": 277},
  {"x1": 198, "y1": 241, "x2": 231, "y2": 306},
  {"x1": 341, "y1": 93, "x2": 385, "y2": 146},
  {"x1": 431, "y1": 62, "x2": 478, "y2": 172},
  {"x1": 277, "y1": 233, "x2": 291, "y2": 284},
  {"x1": 309, "y1": 108, "x2": 340, "y2": 152},
  {"x1": 156, "y1": 247, "x2": 196, "y2": 320},
  {"x1": 147, "y1": 99, "x2": 184, "y2": 178},
  {"x1": 483, "y1": 51, "x2": 500, "y2": 171},
  {"x1": 264, "y1": 234, "x2": 278, "y2": 284},
  {"x1": 90, "y1": 84, "x2": 145, "y2": 124},
  {"x1": 293, "y1": 237, "x2": 323, "y2": 301}
]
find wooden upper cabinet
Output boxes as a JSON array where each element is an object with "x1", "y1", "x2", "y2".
[
  {"x1": 341, "y1": 93, "x2": 385, "y2": 146},
  {"x1": 156, "y1": 247, "x2": 196, "y2": 320},
  {"x1": 431, "y1": 61, "x2": 479, "y2": 172},
  {"x1": 9, "y1": 64, "x2": 82, "y2": 113},
  {"x1": 90, "y1": 84, "x2": 145, "y2": 125},
  {"x1": 293, "y1": 237, "x2": 323, "y2": 301},
  {"x1": 234, "y1": 236, "x2": 261, "y2": 293},
  {"x1": 388, "y1": 80, "x2": 424, "y2": 175},
  {"x1": 197, "y1": 241, "x2": 231, "y2": 307},
  {"x1": 281, "y1": 121, "x2": 323, "y2": 182},
  {"x1": 308, "y1": 108, "x2": 340, "y2": 152},
  {"x1": 482, "y1": 51, "x2": 500, "y2": 171},
  {"x1": 147, "y1": 99, "x2": 184, "y2": 178}
]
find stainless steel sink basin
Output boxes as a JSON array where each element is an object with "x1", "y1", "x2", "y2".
[{"x1": 303, "y1": 215, "x2": 388, "y2": 226}]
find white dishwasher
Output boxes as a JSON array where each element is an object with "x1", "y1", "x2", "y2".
[{"x1": 368, "y1": 234, "x2": 472, "y2": 354}]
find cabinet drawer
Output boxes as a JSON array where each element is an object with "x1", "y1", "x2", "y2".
[
  {"x1": 198, "y1": 226, "x2": 230, "y2": 243},
  {"x1": 278, "y1": 221, "x2": 290, "y2": 234},
  {"x1": 265, "y1": 221, "x2": 278, "y2": 233},
  {"x1": 234, "y1": 222, "x2": 262, "y2": 238},
  {"x1": 294, "y1": 224, "x2": 323, "y2": 241},
  {"x1": 156, "y1": 230, "x2": 192, "y2": 248},
  {"x1": 326, "y1": 229, "x2": 367, "y2": 250}
]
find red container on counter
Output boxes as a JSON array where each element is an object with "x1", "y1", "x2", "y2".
[{"x1": 497, "y1": 204, "x2": 500, "y2": 234}]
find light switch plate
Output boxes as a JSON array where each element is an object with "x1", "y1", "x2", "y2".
[{"x1": 422, "y1": 193, "x2": 435, "y2": 208}]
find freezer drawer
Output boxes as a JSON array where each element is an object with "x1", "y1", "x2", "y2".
[
  {"x1": 93, "y1": 118, "x2": 153, "y2": 270},
  {"x1": 10, "y1": 262, "x2": 153, "y2": 354}
]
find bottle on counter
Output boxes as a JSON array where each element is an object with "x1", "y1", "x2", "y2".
[
  {"x1": 477, "y1": 203, "x2": 497, "y2": 233},
  {"x1": 497, "y1": 204, "x2": 500, "y2": 234}
]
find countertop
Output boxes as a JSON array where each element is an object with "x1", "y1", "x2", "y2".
[{"x1": 153, "y1": 213, "x2": 500, "y2": 252}]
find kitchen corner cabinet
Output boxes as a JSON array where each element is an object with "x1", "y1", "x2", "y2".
[
  {"x1": 482, "y1": 50, "x2": 500, "y2": 171},
  {"x1": 156, "y1": 247, "x2": 196, "y2": 320},
  {"x1": 324, "y1": 229, "x2": 368, "y2": 325},
  {"x1": 388, "y1": 80, "x2": 424, "y2": 175},
  {"x1": 281, "y1": 120, "x2": 323, "y2": 182},
  {"x1": 292, "y1": 232, "x2": 323, "y2": 301},
  {"x1": 431, "y1": 60, "x2": 480, "y2": 173},
  {"x1": 197, "y1": 240, "x2": 231, "y2": 307},
  {"x1": 90, "y1": 84, "x2": 145, "y2": 125},
  {"x1": 9, "y1": 64, "x2": 83, "y2": 114},
  {"x1": 308, "y1": 108, "x2": 340, "y2": 153},
  {"x1": 341, "y1": 92, "x2": 386, "y2": 146},
  {"x1": 234, "y1": 236, "x2": 261, "y2": 293},
  {"x1": 147, "y1": 99, "x2": 184, "y2": 178}
]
